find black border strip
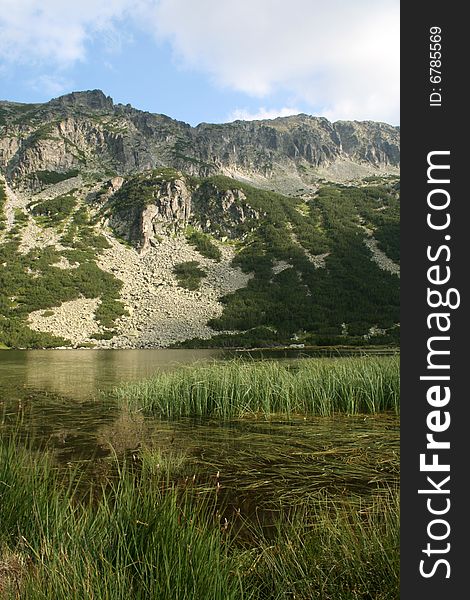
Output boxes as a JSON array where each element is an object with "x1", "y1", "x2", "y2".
[{"x1": 401, "y1": 4, "x2": 467, "y2": 597}]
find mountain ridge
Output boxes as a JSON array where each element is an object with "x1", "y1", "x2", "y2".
[
  {"x1": 0, "y1": 89, "x2": 400, "y2": 128},
  {"x1": 0, "y1": 90, "x2": 400, "y2": 350},
  {"x1": 0, "y1": 89, "x2": 399, "y2": 196}
]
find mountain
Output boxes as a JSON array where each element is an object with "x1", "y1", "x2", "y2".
[
  {"x1": 0, "y1": 89, "x2": 399, "y2": 193},
  {"x1": 0, "y1": 90, "x2": 400, "y2": 349}
]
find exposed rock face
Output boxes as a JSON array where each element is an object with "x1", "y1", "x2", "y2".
[
  {"x1": 152, "y1": 179, "x2": 192, "y2": 226},
  {"x1": 49, "y1": 90, "x2": 114, "y2": 111},
  {"x1": 334, "y1": 121, "x2": 400, "y2": 166},
  {"x1": 192, "y1": 184, "x2": 260, "y2": 237},
  {"x1": 0, "y1": 90, "x2": 400, "y2": 350},
  {"x1": 139, "y1": 179, "x2": 192, "y2": 250},
  {"x1": 0, "y1": 90, "x2": 400, "y2": 193},
  {"x1": 108, "y1": 176, "x2": 193, "y2": 249}
]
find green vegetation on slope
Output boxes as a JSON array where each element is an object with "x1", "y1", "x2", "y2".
[
  {"x1": 195, "y1": 179, "x2": 400, "y2": 347},
  {"x1": 0, "y1": 194, "x2": 125, "y2": 347},
  {"x1": 30, "y1": 193, "x2": 77, "y2": 224},
  {"x1": 1, "y1": 166, "x2": 399, "y2": 348},
  {"x1": 111, "y1": 168, "x2": 182, "y2": 211},
  {"x1": 173, "y1": 260, "x2": 207, "y2": 290},
  {"x1": 60, "y1": 205, "x2": 111, "y2": 254},
  {"x1": 34, "y1": 169, "x2": 79, "y2": 185},
  {"x1": 0, "y1": 181, "x2": 6, "y2": 231},
  {"x1": 0, "y1": 238, "x2": 126, "y2": 347},
  {"x1": 185, "y1": 226, "x2": 222, "y2": 261},
  {"x1": 104, "y1": 170, "x2": 399, "y2": 348}
]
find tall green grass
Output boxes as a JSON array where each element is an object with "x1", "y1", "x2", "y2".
[
  {"x1": 0, "y1": 437, "x2": 399, "y2": 599},
  {"x1": 114, "y1": 356, "x2": 399, "y2": 418},
  {"x1": 0, "y1": 440, "x2": 243, "y2": 599},
  {"x1": 245, "y1": 490, "x2": 400, "y2": 600}
]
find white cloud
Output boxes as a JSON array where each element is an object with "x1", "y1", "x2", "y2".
[
  {"x1": 0, "y1": 0, "x2": 400, "y2": 123},
  {"x1": 29, "y1": 74, "x2": 74, "y2": 97},
  {"x1": 228, "y1": 106, "x2": 301, "y2": 122},
  {"x1": 0, "y1": 0, "x2": 134, "y2": 66},
  {"x1": 148, "y1": 0, "x2": 399, "y2": 123}
]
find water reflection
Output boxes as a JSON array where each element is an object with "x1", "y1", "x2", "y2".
[
  {"x1": 0, "y1": 349, "x2": 399, "y2": 504},
  {"x1": 0, "y1": 349, "x2": 222, "y2": 400}
]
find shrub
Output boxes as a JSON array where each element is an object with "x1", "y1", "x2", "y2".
[
  {"x1": 186, "y1": 228, "x2": 222, "y2": 261},
  {"x1": 173, "y1": 261, "x2": 207, "y2": 290},
  {"x1": 30, "y1": 194, "x2": 76, "y2": 223},
  {"x1": 34, "y1": 169, "x2": 79, "y2": 185}
]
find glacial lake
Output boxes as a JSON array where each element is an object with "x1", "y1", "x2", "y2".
[{"x1": 0, "y1": 348, "x2": 399, "y2": 505}]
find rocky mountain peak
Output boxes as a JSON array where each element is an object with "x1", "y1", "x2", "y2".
[
  {"x1": 48, "y1": 89, "x2": 114, "y2": 111},
  {"x1": 0, "y1": 90, "x2": 400, "y2": 195}
]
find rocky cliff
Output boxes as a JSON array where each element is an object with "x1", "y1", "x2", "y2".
[
  {"x1": 0, "y1": 91, "x2": 400, "y2": 350},
  {"x1": 0, "y1": 90, "x2": 399, "y2": 194}
]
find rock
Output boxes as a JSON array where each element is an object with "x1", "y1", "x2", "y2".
[{"x1": 0, "y1": 91, "x2": 399, "y2": 191}]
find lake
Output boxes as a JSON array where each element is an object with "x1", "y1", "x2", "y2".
[{"x1": 0, "y1": 349, "x2": 399, "y2": 504}]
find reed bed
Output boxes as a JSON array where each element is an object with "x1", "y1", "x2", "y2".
[
  {"x1": 0, "y1": 439, "x2": 242, "y2": 599},
  {"x1": 114, "y1": 356, "x2": 400, "y2": 418},
  {"x1": 244, "y1": 489, "x2": 400, "y2": 600},
  {"x1": 0, "y1": 437, "x2": 399, "y2": 599},
  {"x1": 197, "y1": 422, "x2": 399, "y2": 504}
]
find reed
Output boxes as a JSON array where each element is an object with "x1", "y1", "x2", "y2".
[
  {"x1": 0, "y1": 439, "x2": 242, "y2": 599},
  {"x1": 114, "y1": 356, "x2": 399, "y2": 418},
  {"x1": 243, "y1": 489, "x2": 400, "y2": 600},
  {"x1": 0, "y1": 436, "x2": 399, "y2": 599}
]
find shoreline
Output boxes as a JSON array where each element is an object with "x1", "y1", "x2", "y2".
[{"x1": 0, "y1": 344, "x2": 400, "y2": 354}]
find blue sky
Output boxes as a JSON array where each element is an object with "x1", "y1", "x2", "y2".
[{"x1": 0, "y1": 0, "x2": 399, "y2": 126}]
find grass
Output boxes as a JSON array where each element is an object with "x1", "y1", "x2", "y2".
[
  {"x1": 192, "y1": 414, "x2": 399, "y2": 505},
  {"x1": 245, "y1": 490, "x2": 399, "y2": 600},
  {"x1": 0, "y1": 434, "x2": 399, "y2": 599},
  {"x1": 0, "y1": 439, "x2": 243, "y2": 599},
  {"x1": 114, "y1": 356, "x2": 399, "y2": 419}
]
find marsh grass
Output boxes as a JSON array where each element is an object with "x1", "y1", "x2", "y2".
[
  {"x1": 244, "y1": 489, "x2": 400, "y2": 600},
  {"x1": 1, "y1": 357, "x2": 399, "y2": 598},
  {"x1": 114, "y1": 356, "x2": 399, "y2": 419},
  {"x1": 0, "y1": 436, "x2": 399, "y2": 599},
  {"x1": 197, "y1": 418, "x2": 399, "y2": 505},
  {"x1": 0, "y1": 438, "x2": 243, "y2": 599}
]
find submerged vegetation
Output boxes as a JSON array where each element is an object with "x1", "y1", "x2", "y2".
[
  {"x1": 0, "y1": 354, "x2": 399, "y2": 598},
  {"x1": 0, "y1": 431, "x2": 399, "y2": 599},
  {"x1": 115, "y1": 356, "x2": 399, "y2": 418}
]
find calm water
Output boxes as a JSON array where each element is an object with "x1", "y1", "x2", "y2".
[
  {"x1": 0, "y1": 348, "x2": 224, "y2": 400},
  {"x1": 0, "y1": 349, "x2": 399, "y2": 502}
]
